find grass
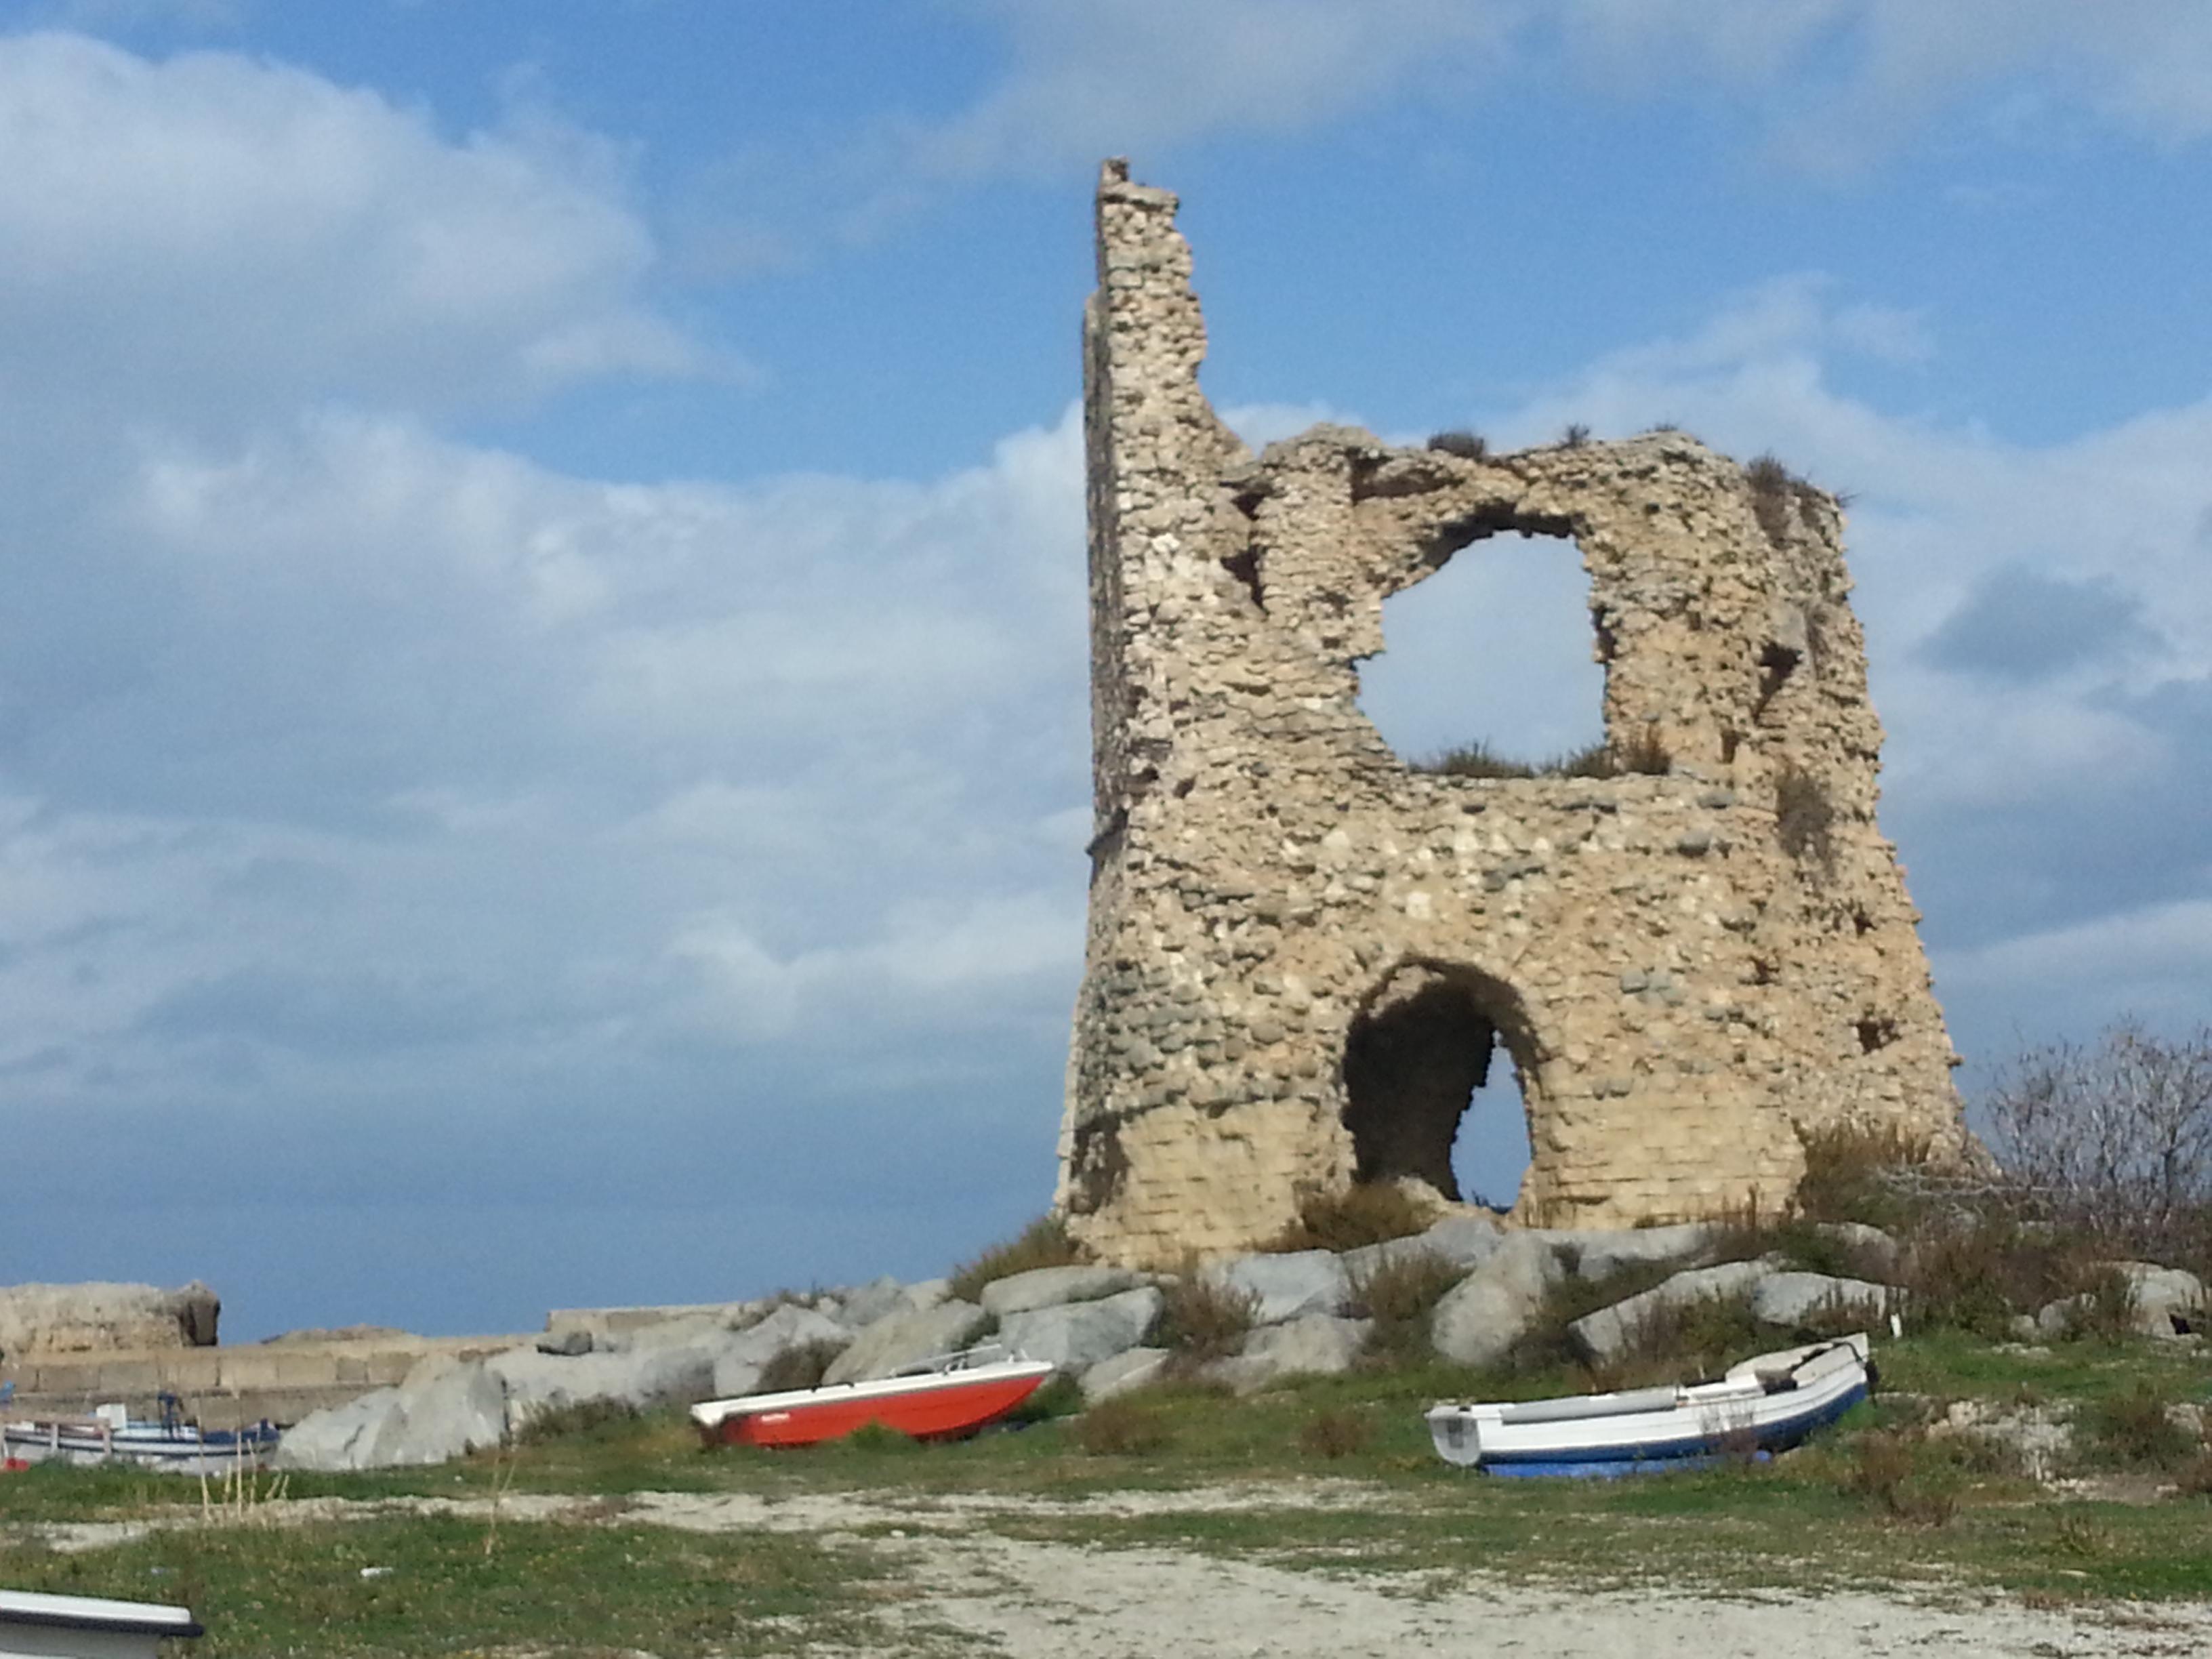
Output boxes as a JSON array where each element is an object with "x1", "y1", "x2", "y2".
[
  {"x1": 1154, "y1": 1273, "x2": 1260, "y2": 1367},
  {"x1": 945, "y1": 1214, "x2": 1084, "y2": 1303},
  {"x1": 1414, "y1": 734, "x2": 1670, "y2": 781},
  {"x1": 0, "y1": 1513, "x2": 920, "y2": 1658},
  {"x1": 9, "y1": 1332, "x2": 2212, "y2": 1633}
]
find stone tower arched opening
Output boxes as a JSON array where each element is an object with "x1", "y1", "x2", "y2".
[{"x1": 1342, "y1": 960, "x2": 1542, "y2": 1210}]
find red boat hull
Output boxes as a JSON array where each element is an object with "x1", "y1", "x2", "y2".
[{"x1": 712, "y1": 1370, "x2": 1048, "y2": 1448}]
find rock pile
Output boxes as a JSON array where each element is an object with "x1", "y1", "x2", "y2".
[{"x1": 277, "y1": 1213, "x2": 2043, "y2": 1471}]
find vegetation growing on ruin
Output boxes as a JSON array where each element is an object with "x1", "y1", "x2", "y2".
[{"x1": 1415, "y1": 732, "x2": 1670, "y2": 781}]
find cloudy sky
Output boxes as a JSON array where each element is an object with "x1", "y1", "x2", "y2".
[{"x1": 1, "y1": 2, "x2": 2207, "y2": 1338}]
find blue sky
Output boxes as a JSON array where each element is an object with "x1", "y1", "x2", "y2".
[{"x1": 1, "y1": 1, "x2": 2208, "y2": 1339}]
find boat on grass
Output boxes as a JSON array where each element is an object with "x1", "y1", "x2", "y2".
[
  {"x1": 2, "y1": 1395, "x2": 281, "y2": 1477},
  {"x1": 0, "y1": 1588, "x2": 203, "y2": 1657},
  {"x1": 1425, "y1": 1332, "x2": 1872, "y2": 1477},
  {"x1": 692, "y1": 1345, "x2": 1054, "y2": 1448}
]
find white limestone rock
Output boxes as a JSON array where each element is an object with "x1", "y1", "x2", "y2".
[
  {"x1": 487, "y1": 1341, "x2": 718, "y2": 1429},
  {"x1": 1749, "y1": 1272, "x2": 1902, "y2": 1329},
  {"x1": 980, "y1": 1265, "x2": 1144, "y2": 1317},
  {"x1": 710, "y1": 1305, "x2": 851, "y2": 1398},
  {"x1": 1545, "y1": 1223, "x2": 1717, "y2": 1281},
  {"x1": 998, "y1": 1286, "x2": 1163, "y2": 1374},
  {"x1": 820, "y1": 1300, "x2": 988, "y2": 1385},
  {"x1": 1204, "y1": 1250, "x2": 1351, "y2": 1325},
  {"x1": 1208, "y1": 1315, "x2": 1372, "y2": 1394},
  {"x1": 1429, "y1": 1233, "x2": 1567, "y2": 1368},
  {"x1": 273, "y1": 1387, "x2": 403, "y2": 1472},
  {"x1": 0, "y1": 1280, "x2": 220, "y2": 1357},
  {"x1": 1080, "y1": 1345, "x2": 1171, "y2": 1403},
  {"x1": 1568, "y1": 1260, "x2": 1774, "y2": 1365}
]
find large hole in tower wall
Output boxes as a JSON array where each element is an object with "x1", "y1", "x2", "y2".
[
  {"x1": 1343, "y1": 973, "x2": 1534, "y2": 1210},
  {"x1": 1357, "y1": 534, "x2": 1607, "y2": 770}
]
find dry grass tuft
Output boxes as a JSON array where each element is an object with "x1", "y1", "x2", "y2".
[
  {"x1": 1426, "y1": 429, "x2": 1488, "y2": 461},
  {"x1": 1074, "y1": 1397, "x2": 1168, "y2": 1456},
  {"x1": 1347, "y1": 1248, "x2": 1462, "y2": 1364},
  {"x1": 947, "y1": 1215, "x2": 1084, "y2": 1303},
  {"x1": 1298, "y1": 1409, "x2": 1370, "y2": 1460},
  {"x1": 758, "y1": 1338, "x2": 845, "y2": 1395},
  {"x1": 1272, "y1": 1183, "x2": 1437, "y2": 1252}
]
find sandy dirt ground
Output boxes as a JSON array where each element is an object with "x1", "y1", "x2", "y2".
[{"x1": 28, "y1": 1482, "x2": 2212, "y2": 1657}]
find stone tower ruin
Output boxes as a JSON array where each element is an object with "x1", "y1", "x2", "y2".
[{"x1": 1055, "y1": 161, "x2": 1969, "y2": 1267}]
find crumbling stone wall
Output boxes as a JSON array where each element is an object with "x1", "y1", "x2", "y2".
[{"x1": 1057, "y1": 160, "x2": 1969, "y2": 1268}]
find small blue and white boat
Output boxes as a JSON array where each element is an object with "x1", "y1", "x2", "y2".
[
  {"x1": 1425, "y1": 1332, "x2": 1872, "y2": 1477},
  {"x1": 3, "y1": 1394, "x2": 280, "y2": 1477}
]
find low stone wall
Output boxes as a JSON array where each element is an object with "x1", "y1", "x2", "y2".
[{"x1": 1, "y1": 1332, "x2": 528, "y2": 1427}]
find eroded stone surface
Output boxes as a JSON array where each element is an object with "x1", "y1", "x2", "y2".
[{"x1": 1057, "y1": 161, "x2": 1969, "y2": 1267}]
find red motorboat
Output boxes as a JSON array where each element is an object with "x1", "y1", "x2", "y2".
[{"x1": 691, "y1": 1345, "x2": 1055, "y2": 1448}]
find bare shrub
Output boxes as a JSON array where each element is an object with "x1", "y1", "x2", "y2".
[
  {"x1": 1155, "y1": 1273, "x2": 1259, "y2": 1366},
  {"x1": 1559, "y1": 422, "x2": 1591, "y2": 448},
  {"x1": 1273, "y1": 1183, "x2": 1435, "y2": 1252},
  {"x1": 1982, "y1": 1021, "x2": 2212, "y2": 1258},
  {"x1": 1075, "y1": 1397, "x2": 1168, "y2": 1456},
  {"x1": 1842, "y1": 1429, "x2": 1958, "y2": 1526},
  {"x1": 758, "y1": 1338, "x2": 844, "y2": 1395},
  {"x1": 1299, "y1": 1409, "x2": 1370, "y2": 1460},
  {"x1": 1613, "y1": 727, "x2": 1671, "y2": 776},
  {"x1": 1793, "y1": 1120, "x2": 1938, "y2": 1229},
  {"x1": 947, "y1": 1215, "x2": 1084, "y2": 1303},
  {"x1": 1426, "y1": 430, "x2": 1488, "y2": 461},
  {"x1": 1347, "y1": 1248, "x2": 1462, "y2": 1365},
  {"x1": 1773, "y1": 762, "x2": 1837, "y2": 874}
]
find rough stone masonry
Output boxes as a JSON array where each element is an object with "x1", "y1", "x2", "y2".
[{"x1": 1055, "y1": 160, "x2": 1971, "y2": 1267}]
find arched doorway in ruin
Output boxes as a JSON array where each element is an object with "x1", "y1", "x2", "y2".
[{"x1": 1340, "y1": 959, "x2": 1541, "y2": 1211}]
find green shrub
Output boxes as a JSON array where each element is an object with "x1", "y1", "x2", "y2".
[
  {"x1": 1273, "y1": 1183, "x2": 1435, "y2": 1252},
  {"x1": 2077, "y1": 1385, "x2": 2198, "y2": 1473},
  {"x1": 1792, "y1": 1120, "x2": 1937, "y2": 1229},
  {"x1": 510, "y1": 1397, "x2": 640, "y2": 1446},
  {"x1": 947, "y1": 1215, "x2": 1084, "y2": 1303}
]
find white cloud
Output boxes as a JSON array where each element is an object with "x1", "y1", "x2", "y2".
[{"x1": 0, "y1": 32, "x2": 714, "y2": 430}]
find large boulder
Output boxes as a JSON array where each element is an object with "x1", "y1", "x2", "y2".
[
  {"x1": 0, "y1": 1281, "x2": 220, "y2": 1357},
  {"x1": 1204, "y1": 1251, "x2": 1350, "y2": 1325},
  {"x1": 1209, "y1": 1316, "x2": 1371, "y2": 1394},
  {"x1": 1429, "y1": 1233, "x2": 1566, "y2": 1368},
  {"x1": 362, "y1": 1358, "x2": 508, "y2": 1468},
  {"x1": 2036, "y1": 1262, "x2": 2209, "y2": 1340},
  {"x1": 821, "y1": 1300, "x2": 989, "y2": 1385},
  {"x1": 274, "y1": 1387, "x2": 403, "y2": 1472},
  {"x1": 1340, "y1": 1214, "x2": 1501, "y2": 1284},
  {"x1": 997, "y1": 1287, "x2": 1162, "y2": 1374},
  {"x1": 1813, "y1": 1222, "x2": 1903, "y2": 1277},
  {"x1": 2103, "y1": 1261, "x2": 2207, "y2": 1337},
  {"x1": 709, "y1": 1305, "x2": 851, "y2": 1397},
  {"x1": 980, "y1": 1265, "x2": 1144, "y2": 1318},
  {"x1": 1748, "y1": 1272, "x2": 1903, "y2": 1330},
  {"x1": 486, "y1": 1340, "x2": 720, "y2": 1429},
  {"x1": 279, "y1": 1358, "x2": 506, "y2": 1472},
  {"x1": 1544, "y1": 1224, "x2": 1717, "y2": 1282},
  {"x1": 1079, "y1": 1346, "x2": 1170, "y2": 1403},
  {"x1": 1568, "y1": 1261, "x2": 1773, "y2": 1365}
]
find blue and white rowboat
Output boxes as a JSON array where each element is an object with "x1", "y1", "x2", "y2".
[{"x1": 1425, "y1": 1332, "x2": 1872, "y2": 1477}]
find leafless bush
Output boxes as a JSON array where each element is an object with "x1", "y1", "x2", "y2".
[
  {"x1": 1427, "y1": 429, "x2": 1488, "y2": 461},
  {"x1": 1983, "y1": 1021, "x2": 2212, "y2": 1252}
]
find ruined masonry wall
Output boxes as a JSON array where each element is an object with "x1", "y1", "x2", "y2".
[{"x1": 1055, "y1": 161, "x2": 1970, "y2": 1269}]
